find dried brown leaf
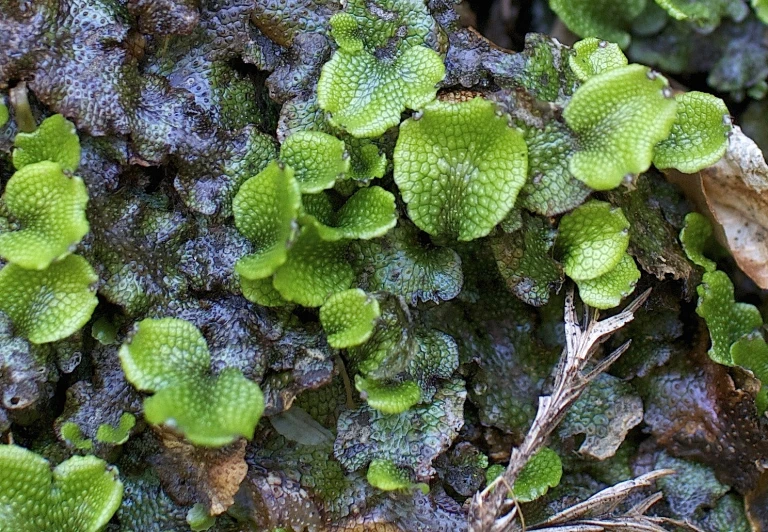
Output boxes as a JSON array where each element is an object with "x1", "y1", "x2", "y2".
[
  {"x1": 664, "y1": 126, "x2": 768, "y2": 288},
  {"x1": 151, "y1": 428, "x2": 248, "y2": 515}
]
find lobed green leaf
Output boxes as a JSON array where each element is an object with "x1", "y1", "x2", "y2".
[
  {"x1": 680, "y1": 212, "x2": 717, "y2": 272},
  {"x1": 576, "y1": 253, "x2": 641, "y2": 309},
  {"x1": 564, "y1": 64, "x2": 677, "y2": 190},
  {"x1": 0, "y1": 254, "x2": 98, "y2": 344},
  {"x1": 0, "y1": 161, "x2": 89, "y2": 270},
  {"x1": 569, "y1": 38, "x2": 628, "y2": 81},
  {"x1": 13, "y1": 114, "x2": 81, "y2": 173},
  {"x1": 233, "y1": 161, "x2": 301, "y2": 281},
  {"x1": 280, "y1": 131, "x2": 349, "y2": 193},
  {"x1": 652, "y1": 91, "x2": 731, "y2": 173},
  {"x1": 557, "y1": 200, "x2": 630, "y2": 281},
  {"x1": 320, "y1": 289, "x2": 380, "y2": 348},
  {"x1": 394, "y1": 97, "x2": 528, "y2": 240},
  {"x1": 696, "y1": 270, "x2": 763, "y2": 365},
  {"x1": 0, "y1": 444, "x2": 123, "y2": 532}
]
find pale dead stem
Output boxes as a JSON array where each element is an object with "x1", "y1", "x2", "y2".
[{"x1": 467, "y1": 286, "x2": 689, "y2": 532}]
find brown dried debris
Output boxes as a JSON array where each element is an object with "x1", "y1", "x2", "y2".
[{"x1": 151, "y1": 427, "x2": 248, "y2": 515}]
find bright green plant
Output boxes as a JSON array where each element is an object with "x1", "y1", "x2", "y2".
[
  {"x1": 394, "y1": 97, "x2": 528, "y2": 240},
  {"x1": 681, "y1": 214, "x2": 768, "y2": 381},
  {"x1": 355, "y1": 376, "x2": 422, "y2": 414},
  {"x1": 486, "y1": 447, "x2": 563, "y2": 503},
  {"x1": 557, "y1": 200, "x2": 639, "y2": 309},
  {"x1": 307, "y1": 187, "x2": 396, "y2": 242},
  {"x1": 549, "y1": 0, "x2": 647, "y2": 49},
  {"x1": 366, "y1": 459, "x2": 412, "y2": 491},
  {"x1": 317, "y1": 6, "x2": 444, "y2": 137},
  {"x1": 558, "y1": 200, "x2": 630, "y2": 280},
  {"x1": 119, "y1": 318, "x2": 265, "y2": 447},
  {"x1": 754, "y1": 0, "x2": 768, "y2": 22},
  {"x1": 0, "y1": 444, "x2": 123, "y2": 532},
  {"x1": 187, "y1": 503, "x2": 216, "y2": 531},
  {"x1": 233, "y1": 160, "x2": 300, "y2": 282},
  {"x1": 654, "y1": 0, "x2": 748, "y2": 30},
  {"x1": 0, "y1": 114, "x2": 97, "y2": 344},
  {"x1": 320, "y1": 289, "x2": 380, "y2": 348},
  {"x1": 563, "y1": 64, "x2": 677, "y2": 190},
  {"x1": 61, "y1": 413, "x2": 136, "y2": 450},
  {"x1": 270, "y1": 220, "x2": 355, "y2": 307},
  {"x1": 569, "y1": 38, "x2": 628, "y2": 81},
  {"x1": 0, "y1": 160, "x2": 89, "y2": 270},
  {"x1": 0, "y1": 0, "x2": 755, "y2": 528},
  {"x1": 731, "y1": 335, "x2": 768, "y2": 414},
  {"x1": 652, "y1": 91, "x2": 732, "y2": 173},
  {"x1": 96, "y1": 413, "x2": 137, "y2": 445},
  {"x1": 12, "y1": 114, "x2": 81, "y2": 172},
  {"x1": 234, "y1": 159, "x2": 396, "y2": 307},
  {"x1": 365, "y1": 458, "x2": 430, "y2": 493},
  {"x1": 279, "y1": 131, "x2": 349, "y2": 193},
  {"x1": 0, "y1": 255, "x2": 99, "y2": 344},
  {"x1": 575, "y1": 253, "x2": 641, "y2": 309},
  {"x1": 680, "y1": 212, "x2": 718, "y2": 272},
  {"x1": 61, "y1": 421, "x2": 95, "y2": 451},
  {"x1": 696, "y1": 270, "x2": 763, "y2": 365}
]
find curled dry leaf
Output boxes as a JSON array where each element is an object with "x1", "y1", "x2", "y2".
[{"x1": 663, "y1": 126, "x2": 768, "y2": 288}]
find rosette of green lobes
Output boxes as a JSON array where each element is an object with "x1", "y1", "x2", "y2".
[
  {"x1": 12, "y1": 114, "x2": 81, "y2": 172},
  {"x1": 549, "y1": 0, "x2": 646, "y2": 50},
  {"x1": 119, "y1": 318, "x2": 264, "y2": 447},
  {"x1": 563, "y1": 64, "x2": 677, "y2": 190},
  {"x1": 557, "y1": 200, "x2": 630, "y2": 281},
  {"x1": 233, "y1": 160, "x2": 301, "y2": 281},
  {"x1": 0, "y1": 102, "x2": 8, "y2": 127},
  {"x1": 394, "y1": 97, "x2": 528, "y2": 241},
  {"x1": 279, "y1": 131, "x2": 350, "y2": 193},
  {"x1": 0, "y1": 444, "x2": 123, "y2": 532},
  {"x1": 652, "y1": 92, "x2": 731, "y2": 173},
  {"x1": 0, "y1": 161, "x2": 89, "y2": 270},
  {"x1": 317, "y1": 13, "x2": 445, "y2": 137},
  {"x1": 0, "y1": 255, "x2": 97, "y2": 343},
  {"x1": 320, "y1": 289, "x2": 380, "y2": 348},
  {"x1": 569, "y1": 38, "x2": 628, "y2": 81}
]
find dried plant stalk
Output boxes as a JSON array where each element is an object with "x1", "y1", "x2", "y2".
[{"x1": 468, "y1": 287, "x2": 652, "y2": 531}]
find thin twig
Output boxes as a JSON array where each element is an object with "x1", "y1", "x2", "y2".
[{"x1": 468, "y1": 287, "x2": 652, "y2": 531}]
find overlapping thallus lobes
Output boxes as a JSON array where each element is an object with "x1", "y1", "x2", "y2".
[{"x1": 0, "y1": 0, "x2": 763, "y2": 525}]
